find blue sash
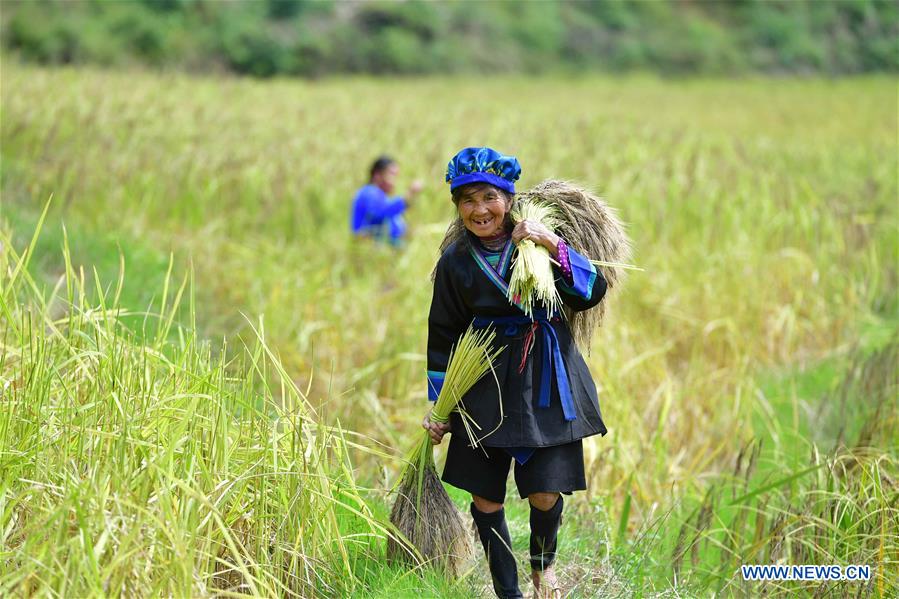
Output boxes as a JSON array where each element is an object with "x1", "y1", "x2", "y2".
[{"x1": 472, "y1": 310, "x2": 577, "y2": 422}]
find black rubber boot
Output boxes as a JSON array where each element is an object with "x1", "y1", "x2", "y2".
[
  {"x1": 470, "y1": 503, "x2": 523, "y2": 599},
  {"x1": 529, "y1": 495, "x2": 563, "y2": 572}
]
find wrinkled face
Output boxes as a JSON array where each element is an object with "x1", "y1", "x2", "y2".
[
  {"x1": 373, "y1": 163, "x2": 399, "y2": 194},
  {"x1": 456, "y1": 184, "x2": 511, "y2": 238}
]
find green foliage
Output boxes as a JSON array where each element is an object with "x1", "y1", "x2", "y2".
[
  {"x1": 219, "y1": 21, "x2": 291, "y2": 77},
  {"x1": 6, "y1": 4, "x2": 82, "y2": 64},
  {"x1": 646, "y1": 15, "x2": 745, "y2": 74},
  {"x1": 267, "y1": 0, "x2": 314, "y2": 21},
  {"x1": 365, "y1": 27, "x2": 427, "y2": 75},
  {"x1": 3, "y1": 0, "x2": 898, "y2": 76},
  {"x1": 291, "y1": 27, "x2": 334, "y2": 78},
  {"x1": 108, "y1": 4, "x2": 175, "y2": 66},
  {"x1": 355, "y1": 0, "x2": 439, "y2": 42}
]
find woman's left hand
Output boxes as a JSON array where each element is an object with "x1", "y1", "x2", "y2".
[
  {"x1": 422, "y1": 410, "x2": 451, "y2": 445},
  {"x1": 512, "y1": 220, "x2": 561, "y2": 256}
]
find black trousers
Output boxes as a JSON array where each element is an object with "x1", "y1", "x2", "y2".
[{"x1": 442, "y1": 435, "x2": 586, "y2": 504}]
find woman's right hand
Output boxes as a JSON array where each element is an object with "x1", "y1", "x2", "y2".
[{"x1": 422, "y1": 410, "x2": 451, "y2": 445}]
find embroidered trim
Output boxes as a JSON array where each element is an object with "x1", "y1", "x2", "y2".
[
  {"x1": 469, "y1": 241, "x2": 511, "y2": 294},
  {"x1": 497, "y1": 239, "x2": 514, "y2": 278}
]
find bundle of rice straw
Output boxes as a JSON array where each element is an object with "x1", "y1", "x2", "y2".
[
  {"x1": 387, "y1": 325, "x2": 505, "y2": 575},
  {"x1": 508, "y1": 198, "x2": 562, "y2": 318},
  {"x1": 434, "y1": 180, "x2": 632, "y2": 354}
]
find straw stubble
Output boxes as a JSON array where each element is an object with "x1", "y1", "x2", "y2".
[{"x1": 387, "y1": 326, "x2": 504, "y2": 576}]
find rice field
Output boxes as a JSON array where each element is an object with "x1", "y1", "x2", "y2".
[{"x1": 1, "y1": 62, "x2": 897, "y2": 597}]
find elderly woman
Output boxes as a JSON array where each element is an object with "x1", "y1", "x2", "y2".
[{"x1": 423, "y1": 147, "x2": 608, "y2": 599}]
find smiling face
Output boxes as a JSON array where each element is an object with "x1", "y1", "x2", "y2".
[{"x1": 454, "y1": 183, "x2": 512, "y2": 238}]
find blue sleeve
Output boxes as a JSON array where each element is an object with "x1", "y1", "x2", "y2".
[
  {"x1": 355, "y1": 188, "x2": 405, "y2": 226},
  {"x1": 378, "y1": 196, "x2": 407, "y2": 219},
  {"x1": 350, "y1": 187, "x2": 373, "y2": 233},
  {"x1": 556, "y1": 247, "x2": 607, "y2": 311},
  {"x1": 427, "y1": 371, "x2": 445, "y2": 401}
]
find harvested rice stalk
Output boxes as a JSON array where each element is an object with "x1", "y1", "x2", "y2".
[
  {"x1": 519, "y1": 180, "x2": 632, "y2": 353},
  {"x1": 433, "y1": 180, "x2": 632, "y2": 354},
  {"x1": 388, "y1": 325, "x2": 505, "y2": 576},
  {"x1": 508, "y1": 197, "x2": 562, "y2": 318}
]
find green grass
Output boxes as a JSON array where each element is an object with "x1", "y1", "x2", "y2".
[
  {"x1": 1, "y1": 62, "x2": 896, "y2": 596},
  {"x1": 0, "y1": 218, "x2": 410, "y2": 596},
  {"x1": 1, "y1": 203, "x2": 186, "y2": 340}
]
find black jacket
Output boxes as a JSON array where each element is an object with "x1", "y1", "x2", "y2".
[{"x1": 427, "y1": 234, "x2": 608, "y2": 447}]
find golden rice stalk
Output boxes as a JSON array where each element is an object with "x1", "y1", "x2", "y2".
[
  {"x1": 512, "y1": 180, "x2": 632, "y2": 353},
  {"x1": 388, "y1": 325, "x2": 504, "y2": 575},
  {"x1": 509, "y1": 198, "x2": 562, "y2": 318}
]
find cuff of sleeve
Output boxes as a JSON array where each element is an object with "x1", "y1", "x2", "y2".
[
  {"x1": 558, "y1": 246, "x2": 597, "y2": 300},
  {"x1": 427, "y1": 370, "x2": 445, "y2": 402}
]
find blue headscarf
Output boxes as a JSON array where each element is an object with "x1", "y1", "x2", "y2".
[{"x1": 445, "y1": 147, "x2": 521, "y2": 194}]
